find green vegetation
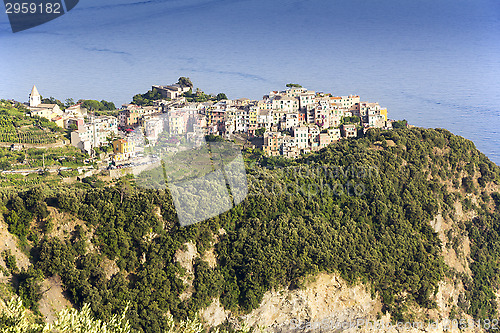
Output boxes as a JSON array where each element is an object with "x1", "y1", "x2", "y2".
[
  {"x1": 177, "y1": 77, "x2": 193, "y2": 89},
  {"x1": 392, "y1": 120, "x2": 408, "y2": 129},
  {"x1": 0, "y1": 174, "x2": 44, "y2": 188},
  {"x1": 216, "y1": 93, "x2": 228, "y2": 101},
  {"x1": 254, "y1": 127, "x2": 266, "y2": 137},
  {"x1": 0, "y1": 146, "x2": 88, "y2": 171},
  {"x1": 183, "y1": 89, "x2": 218, "y2": 103},
  {"x1": 0, "y1": 128, "x2": 499, "y2": 332},
  {"x1": 94, "y1": 109, "x2": 120, "y2": 117},
  {"x1": 41, "y1": 97, "x2": 66, "y2": 110},
  {"x1": 286, "y1": 83, "x2": 302, "y2": 88},
  {"x1": 131, "y1": 78, "x2": 223, "y2": 105},
  {"x1": 0, "y1": 297, "x2": 133, "y2": 333},
  {"x1": 2, "y1": 250, "x2": 18, "y2": 273},
  {"x1": 204, "y1": 134, "x2": 224, "y2": 142},
  {"x1": 340, "y1": 115, "x2": 361, "y2": 125},
  {"x1": 79, "y1": 99, "x2": 116, "y2": 111},
  {"x1": 0, "y1": 296, "x2": 262, "y2": 333},
  {"x1": 464, "y1": 191, "x2": 500, "y2": 318},
  {"x1": 16, "y1": 267, "x2": 43, "y2": 312},
  {"x1": 0, "y1": 100, "x2": 64, "y2": 144},
  {"x1": 132, "y1": 89, "x2": 164, "y2": 106},
  {"x1": 0, "y1": 145, "x2": 90, "y2": 188},
  {"x1": 1, "y1": 251, "x2": 43, "y2": 313}
]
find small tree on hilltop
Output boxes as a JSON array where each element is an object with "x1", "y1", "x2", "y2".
[
  {"x1": 216, "y1": 93, "x2": 228, "y2": 101},
  {"x1": 177, "y1": 77, "x2": 193, "y2": 88}
]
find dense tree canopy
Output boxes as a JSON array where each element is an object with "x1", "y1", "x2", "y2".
[
  {"x1": 131, "y1": 89, "x2": 163, "y2": 106},
  {"x1": 41, "y1": 97, "x2": 66, "y2": 110},
  {"x1": 216, "y1": 93, "x2": 228, "y2": 101},
  {"x1": 1, "y1": 127, "x2": 499, "y2": 332},
  {"x1": 79, "y1": 99, "x2": 116, "y2": 111},
  {"x1": 177, "y1": 77, "x2": 193, "y2": 88}
]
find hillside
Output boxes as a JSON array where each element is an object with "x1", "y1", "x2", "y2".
[
  {"x1": 0, "y1": 100, "x2": 65, "y2": 145},
  {"x1": 0, "y1": 127, "x2": 499, "y2": 332}
]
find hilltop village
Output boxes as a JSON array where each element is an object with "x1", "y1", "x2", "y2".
[{"x1": 23, "y1": 80, "x2": 394, "y2": 163}]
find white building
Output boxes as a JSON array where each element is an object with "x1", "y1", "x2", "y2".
[
  {"x1": 328, "y1": 128, "x2": 341, "y2": 141},
  {"x1": 65, "y1": 103, "x2": 87, "y2": 117},
  {"x1": 299, "y1": 91, "x2": 316, "y2": 110},
  {"x1": 272, "y1": 95, "x2": 300, "y2": 113},
  {"x1": 144, "y1": 115, "x2": 165, "y2": 144},
  {"x1": 282, "y1": 135, "x2": 299, "y2": 158},
  {"x1": 257, "y1": 110, "x2": 273, "y2": 129},
  {"x1": 71, "y1": 130, "x2": 93, "y2": 155},
  {"x1": 330, "y1": 95, "x2": 360, "y2": 110},
  {"x1": 231, "y1": 108, "x2": 249, "y2": 132},
  {"x1": 308, "y1": 125, "x2": 320, "y2": 148},
  {"x1": 167, "y1": 109, "x2": 189, "y2": 135},
  {"x1": 152, "y1": 84, "x2": 191, "y2": 100},
  {"x1": 70, "y1": 115, "x2": 118, "y2": 154},
  {"x1": 293, "y1": 126, "x2": 309, "y2": 149},
  {"x1": 29, "y1": 104, "x2": 62, "y2": 120},
  {"x1": 27, "y1": 85, "x2": 64, "y2": 121},
  {"x1": 284, "y1": 111, "x2": 299, "y2": 130},
  {"x1": 29, "y1": 85, "x2": 41, "y2": 107}
]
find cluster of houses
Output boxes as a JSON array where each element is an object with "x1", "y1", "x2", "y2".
[
  {"x1": 27, "y1": 85, "x2": 88, "y2": 128},
  {"x1": 25, "y1": 83, "x2": 392, "y2": 162}
]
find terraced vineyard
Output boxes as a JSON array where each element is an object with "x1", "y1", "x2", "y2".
[{"x1": 0, "y1": 115, "x2": 58, "y2": 144}]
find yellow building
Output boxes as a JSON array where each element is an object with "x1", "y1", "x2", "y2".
[
  {"x1": 52, "y1": 116, "x2": 65, "y2": 128},
  {"x1": 248, "y1": 106, "x2": 258, "y2": 127},
  {"x1": 257, "y1": 100, "x2": 272, "y2": 111},
  {"x1": 112, "y1": 139, "x2": 134, "y2": 161},
  {"x1": 263, "y1": 131, "x2": 284, "y2": 156},
  {"x1": 127, "y1": 112, "x2": 140, "y2": 126},
  {"x1": 380, "y1": 108, "x2": 388, "y2": 121}
]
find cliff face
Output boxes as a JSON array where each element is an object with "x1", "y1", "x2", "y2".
[
  {"x1": 205, "y1": 212, "x2": 473, "y2": 332},
  {"x1": 224, "y1": 272, "x2": 384, "y2": 332},
  {"x1": 194, "y1": 215, "x2": 474, "y2": 332},
  {"x1": 204, "y1": 273, "x2": 470, "y2": 333},
  {"x1": 197, "y1": 210, "x2": 478, "y2": 332}
]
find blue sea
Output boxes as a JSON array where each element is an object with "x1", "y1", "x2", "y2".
[{"x1": 0, "y1": 0, "x2": 498, "y2": 164}]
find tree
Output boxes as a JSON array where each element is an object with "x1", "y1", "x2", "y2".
[
  {"x1": 255, "y1": 127, "x2": 266, "y2": 136},
  {"x1": 80, "y1": 100, "x2": 116, "y2": 111},
  {"x1": 393, "y1": 120, "x2": 408, "y2": 129},
  {"x1": 0, "y1": 161, "x2": 10, "y2": 170},
  {"x1": 131, "y1": 89, "x2": 162, "y2": 106},
  {"x1": 41, "y1": 97, "x2": 65, "y2": 110},
  {"x1": 204, "y1": 134, "x2": 223, "y2": 142},
  {"x1": 341, "y1": 116, "x2": 361, "y2": 125},
  {"x1": 80, "y1": 100, "x2": 103, "y2": 112},
  {"x1": 177, "y1": 77, "x2": 193, "y2": 88},
  {"x1": 216, "y1": 93, "x2": 228, "y2": 101},
  {"x1": 64, "y1": 98, "x2": 75, "y2": 108},
  {"x1": 2, "y1": 250, "x2": 19, "y2": 273},
  {"x1": 0, "y1": 297, "x2": 133, "y2": 333},
  {"x1": 17, "y1": 267, "x2": 43, "y2": 311},
  {"x1": 100, "y1": 100, "x2": 116, "y2": 110},
  {"x1": 5, "y1": 211, "x2": 24, "y2": 238},
  {"x1": 286, "y1": 83, "x2": 302, "y2": 88}
]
